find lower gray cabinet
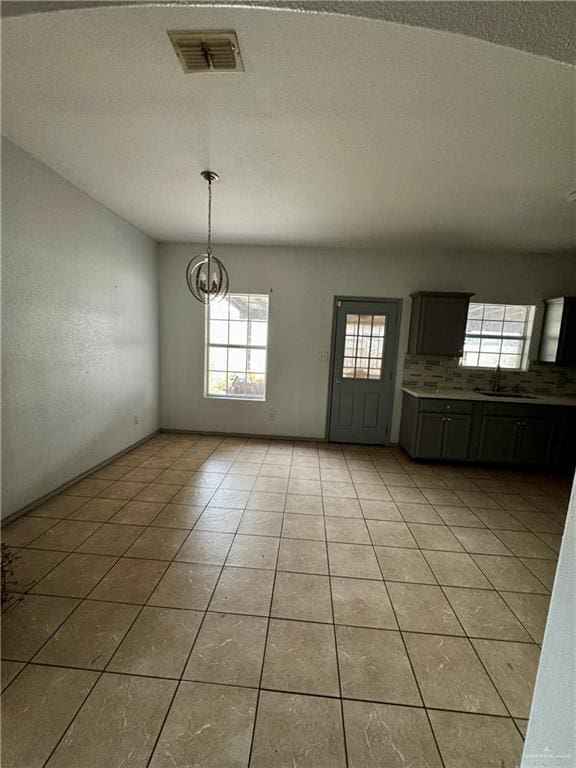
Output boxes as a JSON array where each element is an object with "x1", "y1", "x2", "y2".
[
  {"x1": 415, "y1": 412, "x2": 472, "y2": 461},
  {"x1": 415, "y1": 413, "x2": 445, "y2": 459},
  {"x1": 477, "y1": 417, "x2": 518, "y2": 463},
  {"x1": 442, "y1": 414, "x2": 473, "y2": 460},
  {"x1": 400, "y1": 391, "x2": 569, "y2": 467},
  {"x1": 477, "y1": 416, "x2": 556, "y2": 465},
  {"x1": 515, "y1": 419, "x2": 556, "y2": 465}
]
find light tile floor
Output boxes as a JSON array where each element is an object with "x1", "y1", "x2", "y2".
[{"x1": 1, "y1": 434, "x2": 570, "y2": 768}]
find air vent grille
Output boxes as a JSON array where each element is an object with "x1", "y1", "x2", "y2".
[{"x1": 168, "y1": 30, "x2": 243, "y2": 73}]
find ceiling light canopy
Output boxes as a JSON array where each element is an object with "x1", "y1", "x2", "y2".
[{"x1": 186, "y1": 171, "x2": 229, "y2": 304}]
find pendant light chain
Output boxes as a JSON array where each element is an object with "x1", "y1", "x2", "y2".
[
  {"x1": 207, "y1": 175, "x2": 212, "y2": 292},
  {"x1": 207, "y1": 176, "x2": 212, "y2": 255}
]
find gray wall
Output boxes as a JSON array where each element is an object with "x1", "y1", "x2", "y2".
[
  {"x1": 1, "y1": 138, "x2": 159, "y2": 519},
  {"x1": 159, "y1": 242, "x2": 576, "y2": 440}
]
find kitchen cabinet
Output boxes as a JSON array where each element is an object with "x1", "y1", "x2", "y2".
[
  {"x1": 407, "y1": 291, "x2": 474, "y2": 357},
  {"x1": 400, "y1": 391, "x2": 569, "y2": 467},
  {"x1": 401, "y1": 396, "x2": 472, "y2": 461},
  {"x1": 515, "y1": 418, "x2": 557, "y2": 465},
  {"x1": 477, "y1": 416, "x2": 556, "y2": 465},
  {"x1": 477, "y1": 416, "x2": 518, "y2": 463},
  {"x1": 442, "y1": 414, "x2": 474, "y2": 460},
  {"x1": 539, "y1": 297, "x2": 576, "y2": 365},
  {"x1": 557, "y1": 411, "x2": 576, "y2": 468}
]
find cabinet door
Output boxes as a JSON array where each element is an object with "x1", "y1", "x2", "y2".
[
  {"x1": 558, "y1": 298, "x2": 576, "y2": 365},
  {"x1": 477, "y1": 416, "x2": 519, "y2": 463},
  {"x1": 515, "y1": 419, "x2": 556, "y2": 465},
  {"x1": 442, "y1": 415, "x2": 472, "y2": 461},
  {"x1": 415, "y1": 413, "x2": 445, "y2": 459},
  {"x1": 417, "y1": 296, "x2": 470, "y2": 356}
]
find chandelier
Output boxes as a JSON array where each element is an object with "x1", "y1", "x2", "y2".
[{"x1": 186, "y1": 170, "x2": 229, "y2": 303}]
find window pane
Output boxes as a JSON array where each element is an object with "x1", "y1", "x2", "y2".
[
  {"x1": 228, "y1": 348, "x2": 247, "y2": 371},
  {"x1": 464, "y1": 337, "x2": 480, "y2": 352},
  {"x1": 501, "y1": 338, "x2": 523, "y2": 354},
  {"x1": 341, "y1": 313, "x2": 387, "y2": 379},
  {"x1": 229, "y1": 321, "x2": 248, "y2": 345},
  {"x1": 249, "y1": 296, "x2": 269, "y2": 320},
  {"x1": 249, "y1": 321, "x2": 267, "y2": 346},
  {"x1": 208, "y1": 371, "x2": 227, "y2": 395},
  {"x1": 369, "y1": 361, "x2": 381, "y2": 379},
  {"x1": 357, "y1": 337, "x2": 371, "y2": 357},
  {"x1": 358, "y1": 315, "x2": 372, "y2": 336},
  {"x1": 462, "y1": 352, "x2": 479, "y2": 366},
  {"x1": 345, "y1": 337, "x2": 357, "y2": 356},
  {"x1": 370, "y1": 337, "x2": 383, "y2": 358},
  {"x1": 468, "y1": 304, "x2": 484, "y2": 320},
  {"x1": 505, "y1": 305, "x2": 527, "y2": 321},
  {"x1": 247, "y1": 373, "x2": 266, "y2": 397},
  {"x1": 210, "y1": 299, "x2": 229, "y2": 320},
  {"x1": 499, "y1": 354, "x2": 521, "y2": 369},
  {"x1": 208, "y1": 346, "x2": 227, "y2": 371},
  {"x1": 483, "y1": 305, "x2": 505, "y2": 321},
  {"x1": 480, "y1": 338, "x2": 502, "y2": 353},
  {"x1": 210, "y1": 320, "x2": 228, "y2": 344},
  {"x1": 482, "y1": 320, "x2": 503, "y2": 336},
  {"x1": 461, "y1": 301, "x2": 533, "y2": 370},
  {"x1": 503, "y1": 321, "x2": 524, "y2": 336},
  {"x1": 205, "y1": 293, "x2": 269, "y2": 401},
  {"x1": 248, "y1": 349, "x2": 266, "y2": 373},
  {"x1": 346, "y1": 315, "x2": 359, "y2": 335},
  {"x1": 229, "y1": 296, "x2": 249, "y2": 320},
  {"x1": 478, "y1": 353, "x2": 499, "y2": 367},
  {"x1": 227, "y1": 373, "x2": 246, "y2": 396},
  {"x1": 355, "y1": 359, "x2": 369, "y2": 378},
  {"x1": 372, "y1": 316, "x2": 386, "y2": 337}
]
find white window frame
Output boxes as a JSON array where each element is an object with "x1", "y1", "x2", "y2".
[
  {"x1": 204, "y1": 293, "x2": 269, "y2": 401},
  {"x1": 459, "y1": 302, "x2": 535, "y2": 371}
]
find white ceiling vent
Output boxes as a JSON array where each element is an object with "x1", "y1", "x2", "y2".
[{"x1": 168, "y1": 30, "x2": 244, "y2": 73}]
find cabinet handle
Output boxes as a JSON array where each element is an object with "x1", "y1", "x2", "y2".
[
  {"x1": 447, "y1": 418, "x2": 452, "y2": 422},
  {"x1": 442, "y1": 417, "x2": 446, "y2": 422},
  {"x1": 446, "y1": 405, "x2": 451, "y2": 410}
]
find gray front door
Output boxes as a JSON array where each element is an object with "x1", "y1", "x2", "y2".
[{"x1": 328, "y1": 298, "x2": 401, "y2": 444}]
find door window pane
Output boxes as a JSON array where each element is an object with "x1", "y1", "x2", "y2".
[{"x1": 342, "y1": 313, "x2": 386, "y2": 380}]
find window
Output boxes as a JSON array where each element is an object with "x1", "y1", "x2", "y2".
[
  {"x1": 205, "y1": 293, "x2": 269, "y2": 400},
  {"x1": 343, "y1": 313, "x2": 386, "y2": 379},
  {"x1": 461, "y1": 303, "x2": 534, "y2": 370}
]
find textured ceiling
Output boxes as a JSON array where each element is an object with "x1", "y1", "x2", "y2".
[
  {"x1": 2, "y1": 4, "x2": 575, "y2": 252},
  {"x1": 3, "y1": 0, "x2": 576, "y2": 64}
]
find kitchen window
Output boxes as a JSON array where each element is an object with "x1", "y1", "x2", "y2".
[
  {"x1": 461, "y1": 302, "x2": 534, "y2": 370},
  {"x1": 205, "y1": 293, "x2": 269, "y2": 400}
]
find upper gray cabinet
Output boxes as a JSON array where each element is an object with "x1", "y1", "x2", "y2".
[
  {"x1": 539, "y1": 297, "x2": 576, "y2": 365},
  {"x1": 407, "y1": 291, "x2": 474, "y2": 356}
]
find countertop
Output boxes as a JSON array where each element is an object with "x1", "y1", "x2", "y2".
[{"x1": 402, "y1": 387, "x2": 576, "y2": 407}]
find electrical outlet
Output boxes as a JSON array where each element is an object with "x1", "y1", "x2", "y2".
[
  {"x1": 133, "y1": 416, "x2": 140, "y2": 426},
  {"x1": 319, "y1": 351, "x2": 328, "y2": 361},
  {"x1": 269, "y1": 412, "x2": 276, "y2": 421}
]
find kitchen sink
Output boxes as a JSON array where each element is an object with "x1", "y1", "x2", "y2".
[{"x1": 478, "y1": 391, "x2": 538, "y2": 399}]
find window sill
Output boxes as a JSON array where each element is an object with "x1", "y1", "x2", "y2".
[
  {"x1": 457, "y1": 365, "x2": 529, "y2": 373},
  {"x1": 204, "y1": 395, "x2": 266, "y2": 402}
]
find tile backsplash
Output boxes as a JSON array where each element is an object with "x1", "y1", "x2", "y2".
[{"x1": 402, "y1": 356, "x2": 576, "y2": 396}]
